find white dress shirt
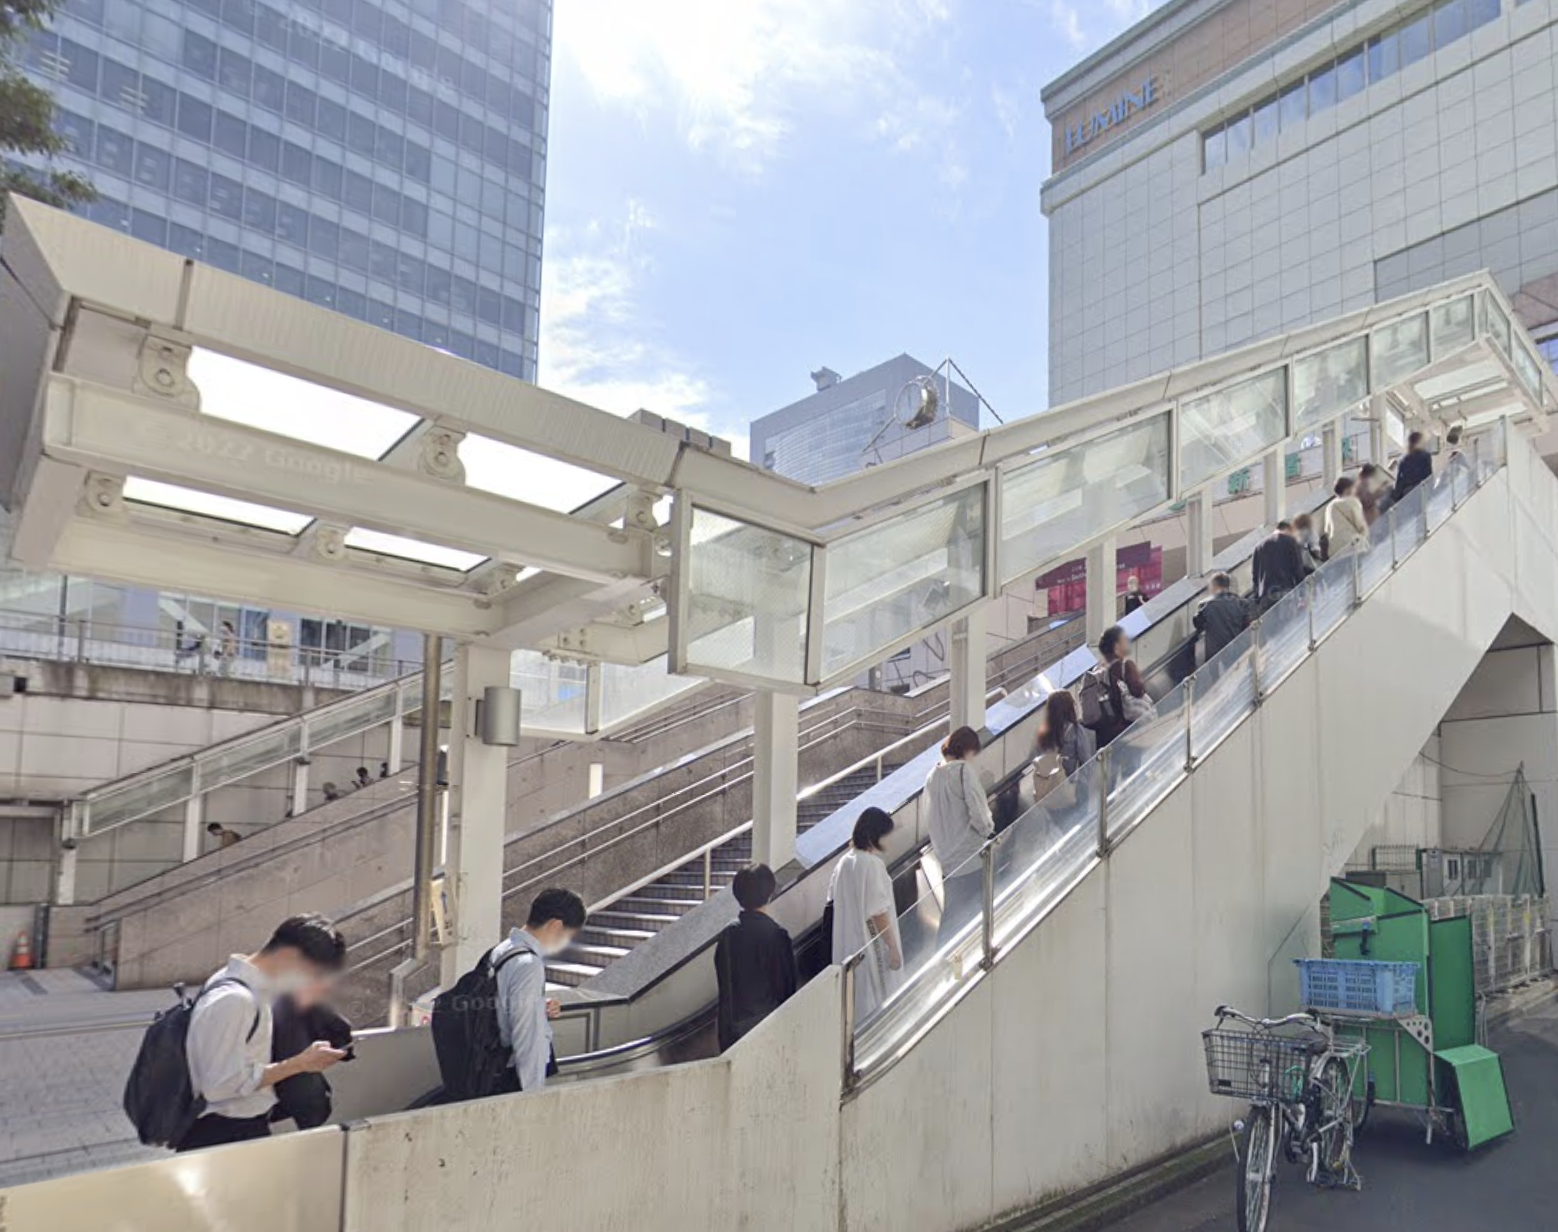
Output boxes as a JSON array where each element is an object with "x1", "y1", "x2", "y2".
[{"x1": 187, "y1": 955, "x2": 276, "y2": 1120}]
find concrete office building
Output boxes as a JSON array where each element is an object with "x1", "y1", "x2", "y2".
[
  {"x1": 1042, "y1": 0, "x2": 1558, "y2": 403},
  {"x1": 751, "y1": 355, "x2": 981, "y2": 486},
  {"x1": 17, "y1": 0, "x2": 550, "y2": 381}
]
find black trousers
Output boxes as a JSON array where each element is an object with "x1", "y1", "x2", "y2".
[{"x1": 176, "y1": 1113, "x2": 273, "y2": 1152}]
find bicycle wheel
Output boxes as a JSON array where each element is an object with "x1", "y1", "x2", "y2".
[
  {"x1": 1237, "y1": 1106, "x2": 1278, "y2": 1232},
  {"x1": 1318, "y1": 1057, "x2": 1355, "y2": 1177}
]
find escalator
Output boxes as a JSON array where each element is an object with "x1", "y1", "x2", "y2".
[{"x1": 327, "y1": 487, "x2": 1336, "y2": 1106}]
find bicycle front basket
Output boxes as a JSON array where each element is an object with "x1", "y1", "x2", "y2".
[{"x1": 1202, "y1": 1027, "x2": 1318, "y2": 1102}]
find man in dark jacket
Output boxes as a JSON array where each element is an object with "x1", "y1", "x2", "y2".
[
  {"x1": 1252, "y1": 521, "x2": 1311, "y2": 609},
  {"x1": 714, "y1": 865, "x2": 797, "y2": 1052},
  {"x1": 1393, "y1": 431, "x2": 1433, "y2": 502},
  {"x1": 1194, "y1": 572, "x2": 1252, "y2": 665},
  {"x1": 271, "y1": 995, "x2": 354, "y2": 1129}
]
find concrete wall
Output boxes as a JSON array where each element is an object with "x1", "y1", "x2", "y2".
[
  {"x1": 836, "y1": 458, "x2": 1553, "y2": 1232},
  {"x1": 1439, "y1": 636, "x2": 1558, "y2": 914},
  {"x1": 1044, "y1": 0, "x2": 1558, "y2": 402},
  {"x1": 1346, "y1": 740, "x2": 1445, "y2": 889},
  {"x1": 339, "y1": 969, "x2": 843, "y2": 1232}
]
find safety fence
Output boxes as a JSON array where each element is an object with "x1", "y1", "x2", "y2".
[{"x1": 1425, "y1": 894, "x2": 1552, "y2": 993}]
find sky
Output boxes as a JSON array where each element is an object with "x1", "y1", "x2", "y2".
[{"x1": 536, "y1": 0, "x2": 1163, "y2": 459}]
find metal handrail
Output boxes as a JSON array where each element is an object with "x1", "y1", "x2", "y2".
[
  {"x1": 0, "y1": 604, "x2": 423, "y2": 683},
  {"x1": 842, "y1": 426, "x2": 1516, "y2": 1091}
]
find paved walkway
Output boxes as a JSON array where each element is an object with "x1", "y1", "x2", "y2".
[
  {"x1": 1101, "y1": 993, "x2": 1558, "y2": 1232},
  {"x1": 0, "y1": 969, "x2": 170, "y2": 1187}
]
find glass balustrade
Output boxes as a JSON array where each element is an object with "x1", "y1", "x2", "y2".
[{"x1": 843, "y1": 438, "x2": 1501, "y2": 1075}]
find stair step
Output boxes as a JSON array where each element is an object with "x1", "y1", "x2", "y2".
[
  {"x1": 577, "y1": 925, "x2": 657, "y2": 948},
  {"x1": 659, "y1": 869, "x2": 737, "y2": 889},
  {"x1": 639, "y1": 882, "x2": 707, "y2": 902},
  {"x1": 612, "y1": 895, "x2": 704, "y2": 917},
  {"x1": 544, "y1": 961, "x2": 603, "y2": 987},
  {"x1": 562, "y1": 942, "x2": 631, "y2": 966},
  {"x1": 590, "y1": 909, "x2": 681, "y2": 931}
]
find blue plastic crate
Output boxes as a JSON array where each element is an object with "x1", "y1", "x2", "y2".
[{"x1": 1294, "y1": 958, "x2": 1418, "y2": 1015}]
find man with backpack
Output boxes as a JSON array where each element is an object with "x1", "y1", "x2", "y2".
[
  {"x1": 432, "y1": 888, "x2": 586, "y2": 1101},
  {"x1": 123, "y1": 914, "x2": 348, "y2": 1152}
]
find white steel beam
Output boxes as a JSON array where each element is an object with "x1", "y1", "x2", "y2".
[
  {"x1": 41, "y1": 377, "x2": 650, "y2": 584},
  {"x1": 49, "y1": 518, "x2": 498, "y2": 638}
]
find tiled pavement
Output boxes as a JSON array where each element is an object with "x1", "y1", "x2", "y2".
[{"x1": 0, "y1": 970, "x2": 173, "y2": 1188}]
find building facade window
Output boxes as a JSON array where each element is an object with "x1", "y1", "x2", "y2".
[
  {"x1": 1203, "y1": 0, "x2": 1500, "y2": 172},
  {"x1": 20, "y1": 0, "x2": 549, "y2": 382}
]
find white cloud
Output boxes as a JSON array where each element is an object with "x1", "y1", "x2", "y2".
[
  {"x1": 557, "y1": 0, "x2": 959, "y2": 177},
  {"x1": 538, "y1": 201, "x2": 726, "y2": 443},
  {"x1": 1048, "y1": 0, "x2": 1087, "y2": 50}
]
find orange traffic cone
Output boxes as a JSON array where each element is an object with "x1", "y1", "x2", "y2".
[{"x1": 8, "y1": 930, "x2": 33, "y2": 971}]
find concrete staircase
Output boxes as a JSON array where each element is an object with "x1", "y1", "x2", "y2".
[{"x1": 549, "y1": 764, "x2": 902, "y2": 986}]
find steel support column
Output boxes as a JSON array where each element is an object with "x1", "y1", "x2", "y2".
[
  {"x1": 1322, "y1": 421, "x2": 1343, "y2": 488},
  {"x1": 949, "y1": 605, "x2": 988, "y2": 733},
  {"x1": 1186, "y1": 488, "x2": 1215, "y2": 579},
  {"x1": 1085, "y1": 537, "x2": 1117, "y2": 648},
  {"x1": 1262, "y1": 450, "x2": 1286, "y2": 525},
  {"x1": 441, "y1": 643, "x2": 512, "y2": 984},
  {"x1": 752, "y1": 690, "x2": 800, "y2": 871}
]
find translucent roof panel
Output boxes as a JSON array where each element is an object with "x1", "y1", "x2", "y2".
[
  {"x1": 124, "y1": 478, "x2": 312, "y2": 534},
  {"x1": 462, "y1": 434, "x2": 620, "y2": 514},
  {"x1": 190, "y1": 350, "x2": 419, "y2": 459},
  {"x1": 343, "y1": 528, "x2": 487, "y2": 571}
]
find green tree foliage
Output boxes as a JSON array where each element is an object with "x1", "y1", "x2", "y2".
[{"x1": 0, "y1": 0, "x2": 95, "y2": 223}]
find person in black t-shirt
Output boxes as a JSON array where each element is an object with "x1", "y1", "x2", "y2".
[{"x1": 714, "y1": 865, "x2": 798, "y2": 1052}]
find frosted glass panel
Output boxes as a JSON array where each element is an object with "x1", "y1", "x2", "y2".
[
  {"x1": 1179, "y1": 371, "x2": 1286, "y2": 492},
  {"x1": 1431, "y1": 295, "x2": 1475, "y2": 356},
  {"x1": 600, "y1": 654, "x2": 704, "y2": 731},
  {"x1": 820, "y1": 484, "x2": 985, "y2": 679},
  {"x1": 1000, "y1": 413, "x2": 1170, "y2": 585},
  {"x1": 682, "y1": 507, "x2": 813, "y2": 685},
  {"x1": 1486, "y1": 296, "x2": 1511, "y2": 356},
  {"x1": 1292, "y1": 339, "x2": 1367, "y2": 433},
  {"x1": 1371, "y1": 313, "x2": 1428, "y2": 387},
  {"x1": 511, "y1": 648, "x2": 589, "y2": 734}
]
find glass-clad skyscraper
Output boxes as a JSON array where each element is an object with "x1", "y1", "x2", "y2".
[{"x1": 17, "y1": 0, "x2": 550, "y2": 380}]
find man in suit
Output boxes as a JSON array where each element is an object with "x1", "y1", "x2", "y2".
[
  {"x1": 1252, "y1": 521, "x2": 1312, "y2": 610},
  {"x1": 1393, "y1": 431, "x2": 1434, "y2": 503}
]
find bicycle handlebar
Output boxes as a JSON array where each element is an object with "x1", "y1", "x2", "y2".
[{"x1": 1214, "y1": 1004, "x2": 1321, "y2": 1030}]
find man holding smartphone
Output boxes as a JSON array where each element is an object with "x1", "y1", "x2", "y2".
[{"x1": 180, "y1": 914, "x2": 349, "y2": 1151}]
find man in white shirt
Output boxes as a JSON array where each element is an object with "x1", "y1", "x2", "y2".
[
  {"x1": 181, "y1": 914, "x2": 349, "y2": 1152},
  {"x1": 491, "y1": 889, "x2": 586, "y2": 1094}
]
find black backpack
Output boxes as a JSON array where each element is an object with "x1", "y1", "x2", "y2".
[
  {"x1": 431, "y1": 946, "x2": 526, "y2": 1102},
  {"x1": 123, "y1": 979, "x2": 259, "y2": 1148}
]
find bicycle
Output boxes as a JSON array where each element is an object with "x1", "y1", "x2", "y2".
[{"x1": 1202, "y1": 1005, "x2": 1370, "y2": 1232}]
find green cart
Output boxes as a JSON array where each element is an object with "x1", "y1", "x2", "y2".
[{"x1": 1312, "y1": 880, "x2": 1514, "y2": 1151}]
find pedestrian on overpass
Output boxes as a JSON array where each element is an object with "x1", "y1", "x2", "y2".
[
  {"x1": 1252, "y1": 521, "x2": 1310, "y2": 609},
  {"x1": 1325, "y1": 476, "x2": 1368, "y2": 556},
  {"x1": 1393, "y1": 430, "x2": 1434, "y2": 503},
  {"x1": 714, "y1": 864, "x2": 797, "y2": 1051},
  {"x1": 926, "y1": 725, "x2": 994, "y2": 943},
  {"x1": 178, "y1": 914, "x2": 348, "y2": 1151},
  {"x1": 1192, "y1": 572, "x2": 1252, "y2": 666},
  {"x1": 829, "y1": 807, "x2": 901, "y2": 1023},
  {"x1": 490, "y1": 888, "x2": 586, "y2": 1094}
]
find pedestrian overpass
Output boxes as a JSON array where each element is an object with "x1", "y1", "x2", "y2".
[{"x1": 2, "y1": 197, "x2": 1558, "y2": 1231}]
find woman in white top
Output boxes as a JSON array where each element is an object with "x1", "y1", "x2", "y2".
[
  {"x1": 829, "y1": 807, "x2": 902, "y2": 1023},
  {"x1": 1325, "y1": 475, "x2": 1369, "y2": 556},
  {"x1": 924, "y1": 725, "x2": 995, "y2": 943}
]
